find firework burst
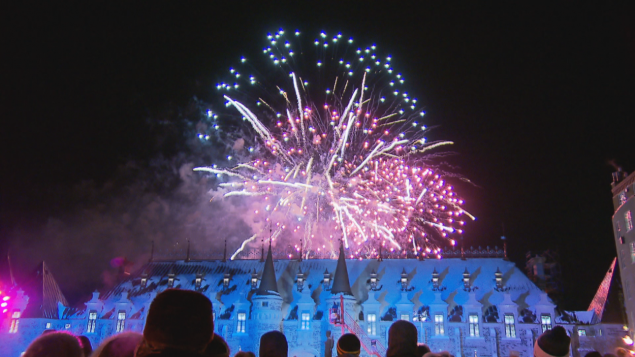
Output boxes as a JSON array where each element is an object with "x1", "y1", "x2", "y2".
[{"x1": 195, "y1": 29, "x2": 474, "y2": 259}]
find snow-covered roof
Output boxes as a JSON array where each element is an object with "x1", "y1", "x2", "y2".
[{"x1": 90, "y1": 257, "x2": 549, "y2": 322}]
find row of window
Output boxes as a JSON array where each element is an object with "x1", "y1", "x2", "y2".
[
  {"x1": 363, "y1": 313, "x2": 552, "y2": 338},
  {"x1": 616, "y1": 210, "x2": 633, "y2": 233},
  {"x1": 7, "y1": 308, "x2": 554, "y2": 337}
]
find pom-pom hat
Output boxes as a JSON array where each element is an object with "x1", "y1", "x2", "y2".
[{"x1": 534, "y1": 326, "x2": 571, "y2": 357}]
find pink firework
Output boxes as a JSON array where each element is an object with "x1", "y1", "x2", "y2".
[{"x1": 196, "y1": 29, "x2": 473, "y2": 259}]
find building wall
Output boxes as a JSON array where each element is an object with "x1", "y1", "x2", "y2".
[
  {"x1": 0, "y1": 258, "x2": 630, "y2": 357},
  {"x1": 611, "y1": 171, "x2": 635, "y2": 334}
]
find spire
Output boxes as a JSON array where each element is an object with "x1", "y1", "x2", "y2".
[
  {"x1": 256, "y1": 242, "x2": 279, "y2": 295},
  {"x1": 331, "y1": 242, "x2": 353, "y2": 296},
  {"x1": 149, "y1": 241, "x2": 154, "y2": 263},
  {"x1": 588, "y1": 257, "x2": 616, "y2": 321},
  {"x1": 222, "y1": 239, "x2": 227, "y2": 262},
  {"x1": 22, "y1": 262, "x2": 69, "y2": 319}
]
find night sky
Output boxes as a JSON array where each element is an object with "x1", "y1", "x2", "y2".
[{"x1": 1, "y1": 2, "x2": 634, "y2": 310}]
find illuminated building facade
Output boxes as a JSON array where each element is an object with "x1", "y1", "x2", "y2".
[
  {"x1": 611, "y1": 169, "x2": 635, "y2": 335},
  {"x1": 0, "y1": 245, "x2": 629, "y2": 356}
]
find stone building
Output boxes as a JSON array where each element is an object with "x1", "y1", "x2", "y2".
[{"x1": 0, "y1": 244, "x2": 628, "y2": 356}]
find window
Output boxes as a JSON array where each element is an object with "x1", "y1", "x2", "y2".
[
  {"x1": 116, "y1": 311, "x2": 126, "y2": 333},
  {"x1": 631, "y1": 243, "x2": 635, "y2": 264},
  {"x1": 140, "y1": 278, "x2": 147, "y2": 288},
  {"x1": 400, "y1": 314, "x2": 409, "y2": 321},
  {"x1": 621, "y1": 192, "x2": 628, "y2": 205},
  {"x1": 195, "y1": 278, "x2": 202, "y2": 289},
  {"x1": 578, "y1": 329, "x2": 586, "y2": 336},
  {"x1": 87, "y1": 311, "x2": 97, "y2": 333},
  {"x1": 237, "y1": 312, "x2": 246, "y2": 333},
  {"x1": 434, "y1": 314, "x2": 444, "y2": 336},
  {"x1": 367, "y1": 313, "x2": 377, "y2": 335},
  {"x1": 627, "y1": 211, "x2": 633, "y2": 231},
  {"x1": 167, "y1": 277, "x2": 174, "y2": 288},
  {"x1": 504, "y1": 314, "x2": 516, "y2": 338},
  {"x1": 9, "y1": 311, "x2": 20, "y2": 333},
  {"x1": 541, "y1": 315, "x2": 552, "y2": 333},
  {"x1": 262, "y1": 302, "x2": 268, "y2": 307},
  {"x1": 45, "y1": 322, "x2": 51, "y2": 329},
  {"x1": 301, "y1": 312, "x2": 311, "y2": 330},
  {"x1": 468, "y1": 314, "x2": 479, "y2": 337},
  {"x1": 65, "y1": 324, "x2": 71, "y2": 329}
]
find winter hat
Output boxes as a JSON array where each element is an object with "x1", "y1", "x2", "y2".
[
  {"x1": 337, "y1": 333, "x2": 361, "y2": 356},
  {"x1": 387, "y1": 320, "x2": 419, "y2": 357},
  {"x1": 534, "y1": 326, "x2": 571, "y2": 357},
  {"x1": 204, "y1": 333, "x2": 230, "y2": 357},
  {"x1": 23, "y1": 331, "x2": 83, "y2": 357},
  {"x1": 91, "y1": 332, "x2": 143, "y2": 357},
  {"x1": 416, "y1": 344, "x2": 431, "y2": 357},
  {"x1": 144, "y1": 289, "x2": 214, "y2": 351},
  {"x1": 259, "y1": 331, "x2": 288, "y2": 357}
]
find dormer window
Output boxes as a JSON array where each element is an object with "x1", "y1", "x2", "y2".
[
  {"x1": 301, "y1": 312, "x2": 310, "y2": 330},
  {"x1": 367, "y1": 313, "x2": 377, "y2": 335},
  {"x1": 504, "y1": 314, "x2": 516, "y2": 338},
  {"x1": 541, "y1": 315, "x2": 552, "y2": 332},
  {"x1": 432, "y1": 268, "x2": 440, "y2": 289},
  {"x1": 370, "y1": 271, "x2": 378, "y2": 290},
  {"x1": 116, "y1": 311, "x2": 126, "y2": 333},
  {"x1": 297, "y1": 268, "x2": 305, "y2": 292},
  {"x1": 463, "y1": 268, "x2": 470, "y2": 290},
  {"x1": 87, "y1": 311, "x2": 97, "y2": 333},
  {"x1": 434, "y1": 314, "x2": 444, "y2": 336},
  {"x1": 141, "y1": 278, "x2": 147, "y2": 288},
  {"x1": 223, "y1": 273, "x2": 231, "y2": 289},
  {"x1": 167, "y1": 277, "x2": 174, "y2": 288},
  {"x1": 236, "y1": 312, "x2": 246, "y2": 333},
  {"x1": 323, "y1": 269, "x2": 331, "y2": 289},
  {"x1": 251, "y1": 270, "x2": 259, "y2": 289},
  {"x1": 195, "y1": 277, "x2": 202, "y2": 289},
  {"x1": 400, "y1": 269, "x2": 408, "y2": 290},
  {"x1": 469, "y1": 314, "x2": 479, "y2": 337},
  {"x1": 495, "y1": 268, "x2": 503, "y2": 290}
]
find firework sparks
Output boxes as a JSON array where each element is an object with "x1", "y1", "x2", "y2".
[{"x1": 196, "y1": 29, "x2": 473, "y2": 259}]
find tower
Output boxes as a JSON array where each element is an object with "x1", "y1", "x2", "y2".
[
  {"x1": 611, "y1": 168, "x2": 635, "y2": 335},
  {"x1": 252, "y1": 242, "x2": 283, "y2": 352},
  {"x1": 326, "y1": 243, "x2": 356, "y2": 342}
]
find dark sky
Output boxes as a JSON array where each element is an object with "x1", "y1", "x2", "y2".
[{"x1": 1, "y1": 2, "x2": 634, "y2": 310}]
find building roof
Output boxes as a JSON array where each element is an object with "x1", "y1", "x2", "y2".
[
  {"x1": 331, "y1": 243, "x2": 353, "y2": 296},
  {"x1": 256, "y1": 243, "x2": 279, "y2": 296},
  {"x1": 87, "y1": 256, "x2": 562, "y2": 323},
  {"x1": 21, "y1": 261, "x2": 69, "y2": 319}
]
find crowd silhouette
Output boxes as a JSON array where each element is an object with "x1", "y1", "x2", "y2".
[{"x1": 19, "y1": 289, "x2": 614, "y2": 357}]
